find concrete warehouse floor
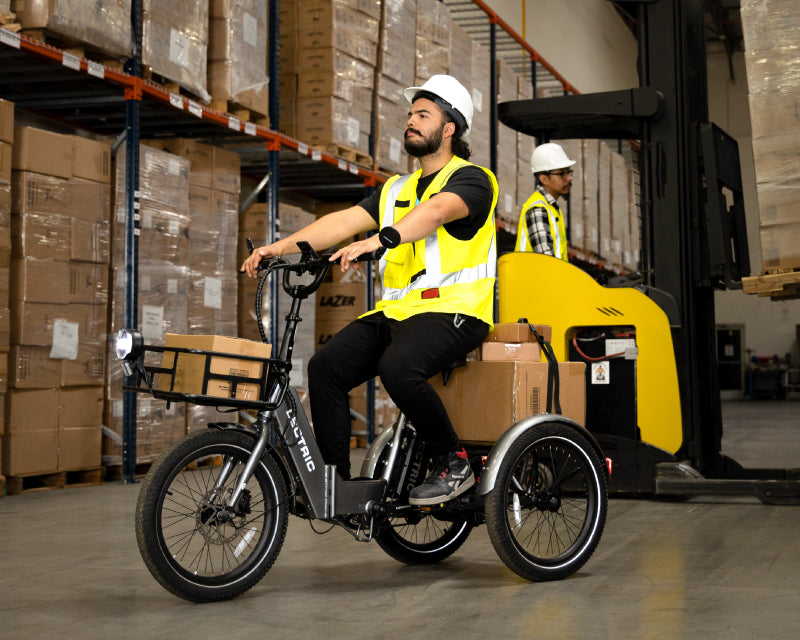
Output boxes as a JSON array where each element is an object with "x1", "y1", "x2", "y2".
[{"x1": 1, "y1": 400, "x2": 799, "y2": 640}]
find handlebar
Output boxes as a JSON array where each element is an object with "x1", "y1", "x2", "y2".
[{"x1": 244, "y1": 239, "x2": 384, "y2": 300}]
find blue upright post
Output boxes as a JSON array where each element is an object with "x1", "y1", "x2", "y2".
[
  {"x1": 267, "y1": 0, "x2": 281, "y2": 348},
  {"x1": 122, "y1": 0, "x2": 143, "y2": 484}
]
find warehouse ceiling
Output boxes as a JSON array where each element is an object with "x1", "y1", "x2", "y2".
[{"x1": 611, "y1": 1, "x2": 743, "y2": 52}]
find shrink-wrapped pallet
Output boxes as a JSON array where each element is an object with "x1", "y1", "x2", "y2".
[
  {"x1": 106, "y1": 144, "x2": 191, "y2": 464},
  {"x1": 414, "y1": 0, "x2": 450, "y2": 86},
  {"x1": 294, "y1": 0, "x2": 379, "y2": 156},
  {"x1": 741, "y1": 0, "x2": 800, "y2": 269},
  {"x1": 12, "y1": 0, "x2": 131, "y2": 59},
  {"x1": 496, "y1": 60, "x2": 518, "y2": 225},
  {"x1": 208, "y1": 0, "x2": 269, "y2": 119},
  {"x1": 142, "y1": 0, "x2": 210, "y2": 101},
  {"x1": 374, "y1": 0, "x2": 416, "y2": 174},
  {"x1": 470, "y1": 41, "x2": 491, "y2": 171}
]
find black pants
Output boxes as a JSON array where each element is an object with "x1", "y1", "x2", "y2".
[{"x1": 308, "y1": 311, "x2": 489, "y2": 479}]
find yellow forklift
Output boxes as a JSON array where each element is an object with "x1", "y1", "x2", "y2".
[{"x1": 496, "y1": 0, "x2": 800, "y2": 504}]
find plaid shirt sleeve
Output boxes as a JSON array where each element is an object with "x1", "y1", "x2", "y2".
[{"x1": 523, "y1": 204, "x2": 556, "y2": 256}]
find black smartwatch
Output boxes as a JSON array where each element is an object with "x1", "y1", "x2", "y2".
[{"x1": 378, "y1": 226, "x2": 401, "y2": 249}]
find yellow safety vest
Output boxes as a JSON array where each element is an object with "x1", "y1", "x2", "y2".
[
  {"x1": 514, "y1": 189, "x2": 568, "y2": 261},
  {"x1": 367, "y1": 155, "x2": 498, "y2": 327}
]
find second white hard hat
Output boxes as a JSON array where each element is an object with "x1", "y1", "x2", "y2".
[
  {"x1": 404, "y1": 75, "x2": 473, "y2": 135},
  {"x1": 531, "y1": 143, "x2": 576, "y2": 174}
]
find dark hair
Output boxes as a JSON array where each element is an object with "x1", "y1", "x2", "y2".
[
  {"x1": 439, "y1": 109, "x2": 471, "y2": 160},
  {"x1": 450, "y1": 129, "x2": 472, "y2": 160}
]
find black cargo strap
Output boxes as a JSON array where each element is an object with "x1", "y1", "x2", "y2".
[{"x1": 518, "y1": 318, "x2": 562, "y2": 415}]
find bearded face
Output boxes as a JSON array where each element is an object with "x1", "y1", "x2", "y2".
[{"x1": 404, "y1": 121, "x2": 445, "y2": 158}]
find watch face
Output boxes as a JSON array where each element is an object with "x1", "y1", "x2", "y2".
[{"x1": 380, "y1": 227, "x2": 401, "y2": 248}]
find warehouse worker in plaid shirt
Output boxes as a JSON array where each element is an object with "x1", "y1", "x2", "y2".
[{"x1": 514, "y1": 142, "x2": 575, "y2": 260}]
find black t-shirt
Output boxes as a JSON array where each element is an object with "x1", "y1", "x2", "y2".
[{"x1": 357, "y1": 165, "x2": 493, "y2": 241}]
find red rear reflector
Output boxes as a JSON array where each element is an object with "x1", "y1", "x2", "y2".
[
  {"x1": 605, "y1": 457, "x2": 613, "y2": 475},
  {"x1": 421, "y1": 288, "x2": 440, "y2": 299}
]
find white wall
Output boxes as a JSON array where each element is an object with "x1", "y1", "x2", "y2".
[
  {"x1": 484, "y1": 0, "x2": 638, "y2": 92},
  {"x1": 485, "y1": 1, "x2": 800, "y2": 364}
]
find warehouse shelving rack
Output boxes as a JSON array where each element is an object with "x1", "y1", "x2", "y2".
[
  {"x1": 0, "y1": 0, "x2": 586, "y2": 483},
  {"x1": 0, "y1": 24, "x2": 387, "y2": 483}
]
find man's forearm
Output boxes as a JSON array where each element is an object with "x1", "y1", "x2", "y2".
[{"x1": 276, "y1": 206, "x2": 376, "y2": 255}]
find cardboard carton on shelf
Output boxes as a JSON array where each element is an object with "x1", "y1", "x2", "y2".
[{"x1": 12, "y1": 127, "x2": 72, "y2": 179}]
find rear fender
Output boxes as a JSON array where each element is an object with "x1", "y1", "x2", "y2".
[
  {"x1": 360, "y1": 423, "x2": 396, "y2": 478},
  {"x1": 476, "y1": 414, "x2": 608, "y2": 496}
]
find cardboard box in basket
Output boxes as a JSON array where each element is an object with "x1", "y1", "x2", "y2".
[
  {"x1": 159, "y1": 334, "x2": 271, "y2": 401},
  {"x1": 431, "y1": 360, "x2": 586, "y2": 444}
]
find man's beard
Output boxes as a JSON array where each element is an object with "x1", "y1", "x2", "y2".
[{"x1": 404, "y1": 123, "x2": 444, "y2": 158}]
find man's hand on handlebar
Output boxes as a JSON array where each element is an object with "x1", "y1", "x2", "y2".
[
  {"x1": 241, "y1": 244, "x2": 281, "y2": 278},
  {"x1": 330, "y1": 235, "x2": 384, "y2": 273}
]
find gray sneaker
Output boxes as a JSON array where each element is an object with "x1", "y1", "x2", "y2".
[{"x1": 409, "y1": 450, "x2": 475, "y2": 506}]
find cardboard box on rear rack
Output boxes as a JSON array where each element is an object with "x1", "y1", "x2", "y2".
[{"x1": 431, "y1": 360, "x2": 586, "y2": 445}]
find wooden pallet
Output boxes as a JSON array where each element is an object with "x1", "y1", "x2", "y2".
[
  {"x1": 742, "y1": 268, "x2": 800, "y2": 300},
  {"x1": 141, "y1": 67, "x2": 210, "y2": 104},
  {"x1": 208, "y1": 98, "x2": 270, "y2": 126},
  {"x1": 5, "y1": 468, "x2": 103, "y2": 495},
  {"x1": 103, "y1": 461, "x2": 155, "y2": 483},
  {"x1": 315, "y1": 144, "x2": 372, "y2": 167},
  {"x1": 21, "y1": 28, "x2": 124, "y2": 65}
]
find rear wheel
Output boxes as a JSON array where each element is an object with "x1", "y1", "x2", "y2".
[
  {"x1": 135, "y1": 429, "x2": 289, "y2": 602},
  {"x1": 370, "y1": 438, "x2": 473, "y2": 565},
  {"x1": 375, "y1": 511, "x2": 472, "y2": 565},
  {"x1": 485, "y1": 422, "x2": 607, "y2": 581}
]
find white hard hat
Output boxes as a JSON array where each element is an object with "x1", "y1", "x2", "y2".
[
  {"x1": 531, "y1": 143, "x2": 576, "y2": 174},
  {"x1": 404, "y1": 75, "x2": 473, "y2": 135}
]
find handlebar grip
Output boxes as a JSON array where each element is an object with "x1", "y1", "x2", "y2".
[{"x1": 330, "y1": 248, "x2": 385, "y2": 264}]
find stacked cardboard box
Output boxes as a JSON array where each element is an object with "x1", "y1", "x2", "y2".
[
  {"x1": 496, "y1": 60, "x2": 518, "y2": 226},
  {"x1": 208, "y1": 0, "x2": 269, "y2": 120},
  {"x1": 469, "y1": 40, "x2": 492, "y2": 172},
  {"x1": 559, "y1": 138, "x2": 583, "y2": 251},
  {"x1": 295, "y1": 0, "x2": 380, "y2": 156},
  {"x1": 142, "y1": 0, "x2": 210, "y2": 101},
  {"x1": 145, "y1": 139, "x2": 240, "y2": 337},
  {"x1": 581, "y1": 139, "x2": 600, "y2": 255},
  {"x1": 432, "y1": 360, "x2": 586, "y2": 444},
  {"x1": 414, "y1": 0, "x2": 450, "y2": 87},
  {"x1": 277, "y1": 0, "x2": 299, "y2": 138},
  {"x1": 5, "y1": 124, "x2": 111, "y2": 476},
  {"x1": 607, "y1": 150, "x2": 627, "y2": 265},
  {"x1": 626, "y1": 166, "x2": 641, "y2": 272},
  {"x1": 741, "y1": 0, "x2": 800, "y2": 270},
  {"x1": 514, "y1": 79, "x2": 535, "y2": 234},
  {"x1": 107, "y1": 144, "x2": 192, "y2": 464},
  {"x1": 0, "y1": 100, "x2": 10, "y2": 473},
  {"x1": 374, "y1": 0, "x2": 416, "y2": 175},
  {"x1": 432, "y1": 322, "x2": 585, "y2": 444},
  {"x1": 12, "y1": 0, "x2": 131, "y2": 59}
]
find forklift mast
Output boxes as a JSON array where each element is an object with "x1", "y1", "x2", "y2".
[{"x1": 497, "y1": 0, "x2": 750, "y2": 477}]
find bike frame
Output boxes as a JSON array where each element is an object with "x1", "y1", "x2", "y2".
[{"x1": 122, "y1": 245, "x2": 387, "y2": 520}]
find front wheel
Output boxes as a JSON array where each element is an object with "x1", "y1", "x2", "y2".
[
  {"x1": 484, "y1": 422, "x2": 607, "y2": 581},
  {"x1": 135, "y1": 429, "x2": 289, "y2": 602}
]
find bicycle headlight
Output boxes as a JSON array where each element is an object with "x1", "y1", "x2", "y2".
[{"x1": 114, "y1": 328, "x2": 143, "y2": 361}]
